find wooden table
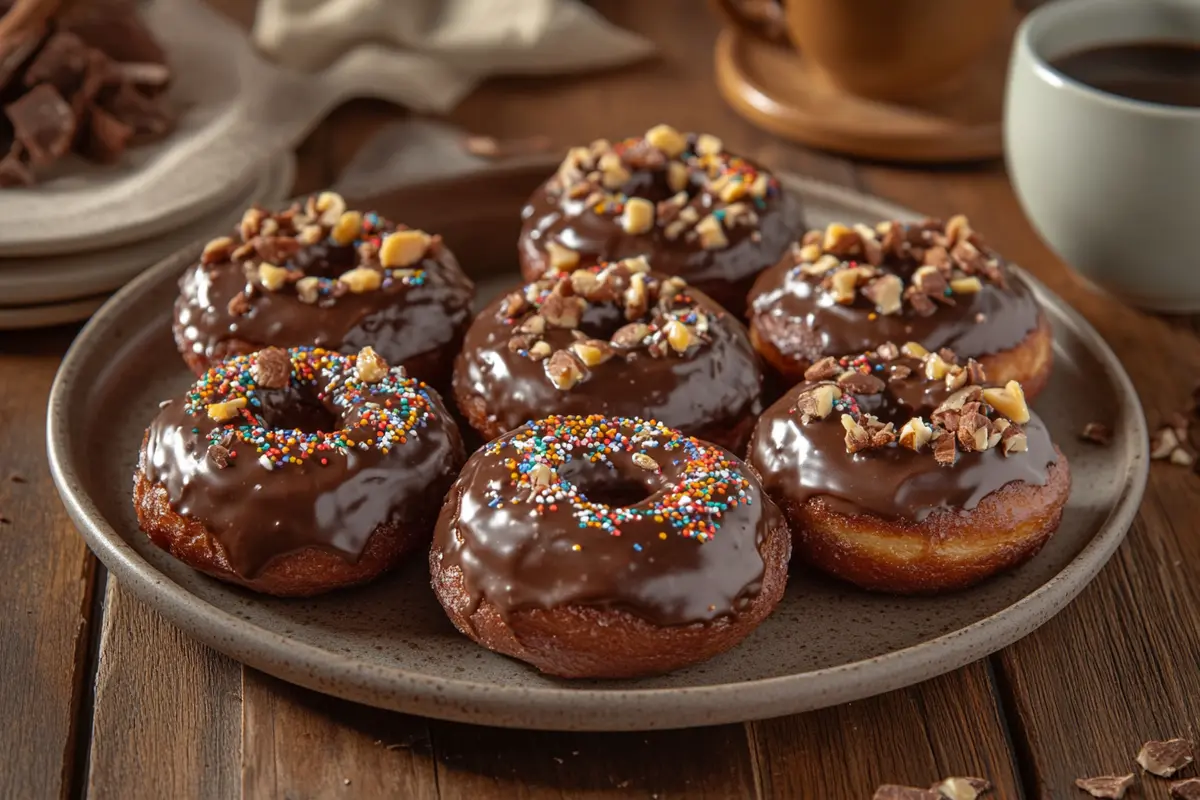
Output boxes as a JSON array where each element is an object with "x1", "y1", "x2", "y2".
[{"x1": 4, "y1": 3, "x2": 1199, "y2": 798}]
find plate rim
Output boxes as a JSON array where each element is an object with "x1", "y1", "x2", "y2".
[{"x1": 46, "y1": 171, "x2": 1150, "y2": 731}]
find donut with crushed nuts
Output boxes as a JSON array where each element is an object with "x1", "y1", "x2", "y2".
[
  {"x1": 174, "y1": 191, "x2": 475, "y2": 389},
  {"x1": 453, "y1": 257, "x2": 764, "y2": 453},
  {"x1": 431, "y1": 414, "x2": 790, "y2": 678},
  {"x1": 134, "y1": 345, "x2": 465, "y2": 596},
  {"x1": 518, "y1": 124, "x2": 805, "y2": 314},
  {"x1": 747, "y1": 343, "x2": 1069, "y2": 594},
  {"x1": 747, "y1": 216, "x2": 1053, "y2": 398}
]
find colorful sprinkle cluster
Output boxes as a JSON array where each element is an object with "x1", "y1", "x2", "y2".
[
  {"x1": 482, "y1": 414, "x2": 752, "y2": 544},
  {"x1": 183, "y1": 346, "x2": 435, "y2": 471}
]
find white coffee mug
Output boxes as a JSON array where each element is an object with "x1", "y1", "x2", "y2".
[{"x1": 1005, "y1": 0, "x2": 1200, "y2": 312}]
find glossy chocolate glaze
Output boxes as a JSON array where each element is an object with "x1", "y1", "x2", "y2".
[
  {"x1": 141, "y1": 368, "x2": 464, "y2": 578},
  {"x1": 518, "y1": 133, "x2": 804, "y2": 310},
  {"x1": 454, "y1": 276, "x2": 763, "y2": 440},
  {"x1": 748, "y1": 237, "x2": 1041, "y2": 362},
  {"x1": 434, "y1": 418, "x2": 783, "y2": 626},
  {"x1": 748, "y1": 356, "x2": 1058, "y2": 522},
  {"x1": 174, "y1": 221, "x2": 475, "y2": 380}
]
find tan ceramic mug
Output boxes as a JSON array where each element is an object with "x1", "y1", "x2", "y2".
[{"x1": 717, "y1": 0, "x2": 1012, "y2": 102}]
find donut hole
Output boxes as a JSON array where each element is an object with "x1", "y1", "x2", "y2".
[
  {"x1": 288, "y1": 240, "x2": 360, "y2": 280},
  {"x1": 558, "y1": 459, "x2": 655, "y2": 509},
  {"x1": 255, "y1": 386, "x2": 339, "y2": 433},
  {"x1": 621, "y1": 166, "x2": 707, "y2": 206},
  {"x1": 577, "y1": 302, "x2": 632, "y2": 340}
]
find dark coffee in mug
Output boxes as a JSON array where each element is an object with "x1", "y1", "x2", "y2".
[{"x1": 1051, "y1": 41, "x2": 1200, "y2": 107}]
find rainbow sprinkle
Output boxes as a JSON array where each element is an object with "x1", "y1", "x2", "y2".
[
  {"x1": 183, "y1": 346, "x2": 435, "y2": 470},
  {"x1": 481, "y1": 414, "x2": 751, "y2": 543}
]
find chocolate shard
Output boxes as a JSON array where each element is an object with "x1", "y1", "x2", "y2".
[
  {"x1": 1137, "y1": 738, "x2": 1194, "y2": 777},
  {"x1": 251, "y1": 347, "x2": 292, "y2": 389},
  {"x1": 803, "y1": 356, "x2": 839, "y2": 382},
  {"x1": 23, "y1": 32, "x2": 90, "y2": 95},
  {"x1": 79, "y1": 104, "x2": 132, "y2": 163},
  {"x1": 206, "y1": 444, "x2": 230, "y2": 469},
  {"x1": 1074, "y1": 774, "x2": 1134, "y2": 799},
  {"x1": 99, "y1": 81, "x2": 171, "y2": 140},
  {"x1": 0, "y1": 142, "x2": 34, "y2": 187},
  {"x1": 1172, "y1": 778, "x2": 1200, "y2": 800},
  {"x1": 837, "y1": 370, "x2": 886, "y2": 396},
  {"x1": 5, "y1": 83, "x2": 77, "y2": 165}
]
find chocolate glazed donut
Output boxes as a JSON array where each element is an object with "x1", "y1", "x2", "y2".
[
  {"x1": 453, "y1": 257, "x2": 765, "y2": 454},
  {"x1": 748, "y1": 216, "x2": 1053, "y2": 398},
  {"x1": 747, "y1": 343, "x2": 1070, "y2": 594},
  {"x1": 134, "y1": 345, "x2": 465, "y2": 596},
  {"x1": 430, "y1": 414, "x2": 791, "y2": 678},
  {"x1": 173, "y1": 192, "x2": 475, "y2": 390},
  {"x1": 518, "y1": 124, "x2": 804, "y2": 315}
]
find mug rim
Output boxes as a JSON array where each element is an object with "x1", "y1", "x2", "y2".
[{"x1": 1017, "y1": 0, "x2": 1200, "y2": 119}]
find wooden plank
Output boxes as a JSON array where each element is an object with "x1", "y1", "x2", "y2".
[
  {"x1": 428, "y1": 719, "x2": 759, "y2": 799},
  {"x1": 241, "y1": 670, "x2": 439, "y2": 799},
  {"x1": 748, "y1": 662, "x2": 1022, "y2": 799},
  {"x1": 857, "y1": 166, "x2": 1200, "y2": 798},
  {"x1": 0, "y1": 329, "x2": 97, "y2": 800},
  {"x1": 86, "y1": 581, "x2": 241, "y2": 800}
]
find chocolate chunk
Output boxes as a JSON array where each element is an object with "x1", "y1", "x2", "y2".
[
  {"x1": 888, "y1": 364, "x2": 913, "y2": 382},
  {"x1": 0, "y1": 31, "x2": 41, "y2": 89},
  {"x1": 873, "y1": 786, "x2": 939, "y2": 800},
  {"x1": 99, "y1": 81, "x2": 170, "y2": 140},
  {"x1": 79, "y1": 105, "x2": 132, "y2": 163},
  {"x1": 253, "y1": 236, "x2": 303, "y2": 265},
  {"x1": 62, "y1": 14, "x2": 168, "y2": 66},
  {"x1": 1137, "y1": 738, "x2": 1194, "y2": 777},
  {"x1": 207, "y1": 444, "x2": 230, "y2": 469},
  {"x1": 226, "y1": 292, "x2": 251, "y2": 317},
  {"x1": 251, "y1": 347, "x2": 292, "y2": 389},
  {"x1": 965, "y1": 359, "x2": 987, "y2": 385},
  {"x1": 934, "y1": 432, "x2": 957, "y2": 466},
  {"x1": 0, "y1": 142, "x2": 34, "y2": 187},
  {"x1": 5, "y1": 84, "x2": 77, "y2": 165},
  {"x1": 23, "y1": 32, "x2": 90, "y2": 95},
  {"x1": 907, "y1": 288, "x2": 937, "y2": 317},
  {"x1": 837, "y1": 370, "x2": 886, "y2": 395},
  {"x1": 803, "y1": 356, "x2": 839, "y2": 382},
  {"x1": 1074, "y1": 774, "x2": 1134, "y2": 799},
  {"x1": 1172, "y1": 778, "x2": 1200, "y2": 800},
  {"x1": 1079, "y1": 422, "x2": 1113, "y2": 446},
  {"x1": 876, "y1": 341, "x2": 900, "y2": 361}
]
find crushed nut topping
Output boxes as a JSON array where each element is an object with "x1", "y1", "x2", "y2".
[
  {"x1": 929, "y1": 776, "x2": 991, "y2": 800},
  {"x1": 197, "y1": 192, "x2": 439, "y2": 312},
  {"x1": 1137, "y1": 739, "x2": 1195, "y2": 777},
  {"x1": 1074, "y1": 774, "x2": 1135, "y2": 799},
  {"x1": 251, "y1": 347, "x2": 291, "y2": 389},
  {"x1": 354, "y1": 346, "x2": 390, "y2": 384},
  {"x1": 500, "y1": 259, "x2": 719, "y2": 391},
  {"x1": 1080, "y1": 422, "x2": 1113, "y2": 446},
  {"x1": 540, "y1": 124, "x2": 779, "y2": 266},
  {"x1": 788, "y1": 216, "x2": 1008, "y2": 316}
]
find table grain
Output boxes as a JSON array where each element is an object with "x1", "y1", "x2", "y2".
[{"x1": 2, "y1": 2, "x2": 1198, "y2": 798}]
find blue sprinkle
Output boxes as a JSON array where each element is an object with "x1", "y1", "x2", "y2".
[{"x1": 633, "y1": 543, "x2": 643, "y2": 552}]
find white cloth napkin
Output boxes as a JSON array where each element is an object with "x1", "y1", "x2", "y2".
[{"x1": 251, "y1": 0, "x2": 655, "y2": 113}]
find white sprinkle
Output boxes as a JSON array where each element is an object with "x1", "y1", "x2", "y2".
[{"x1": 258, "y1": 454, "x2": 275, "y2": 470}]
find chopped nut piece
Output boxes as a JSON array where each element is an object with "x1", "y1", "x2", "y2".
[
  {"x1": 240, "y1": 207, "x2": 265, "y2": 240},
  {"x1": 330, "y1": 210, "x2": 363, "y2": 245},
  {"x1": 830, "y1": 267, "x2": 863, "y2": 304},
  {"x1": 315, "y1": 191, "x2": 347, "y2": 225},
  {"x1": 298, "y1": 224, "x2": 324, "y2": 245},
  {"x1": 207, "y1": 397, "x2": 247, "y2": 422},
  {"x1": 924, "y1": 352, "x2": 950, "y2": 380},
  {"x1": 864, "y1": 274, "x2": 904, "y2": 315},
  {"x1": 937, "y1": 385, "x2": 984, "y2": 414},
  {"x1": 338, "y1": 267, "x2": 383, "y2": 293},
  {"x1": 598, "y1": 152, "x2": 630, "y2": 189},
  {"x1": 950, "y1": 276, "x2": 983, "y2": 294},
  {"x1": 645, "y1": 123, "x2": 687, "y2": 157},
  {"x1": 945, "y1": 366, "x2": 968, "y2": 392},
  {"x1": 542, "y1": 292, "x2": 586, "y2": 329},
  {"x1": 529, "y1": 341, "x2": 552, "y2": 360},
  {"x1": 207, "y1": 444, "x2": 230, "y2": 469},
  {"x1": 838, "y1": 370, "x2": 886, "y2": 395},
  {"x1": 201, "y1": 236, "x2": 235, "y2": 265},
  {"x1": 1138, "y1": 739, "x2": 1196, "y2": 777},
  {"x1": 519, "y1": 314, "x2": 547, "y2": 335},
  {"x1": 929, "y1": 776, "x2": 991, "y2": 800},
  {"x1": 695, "y1": 133, "x2": 723, "y2": 155},
  {"x1": 1151, "y1": 426, "x2": 1181, "y2": 459},
  {"x1": 1080, "y1": 422, "x2": 1113, "y2": 446},
  {"x1": 875, "y1": 342, "x2": 900, "y2": 361},
  {"x1": 1171, "y1": 448, "x2": 1195, "y2": 466},
  {"x1": 823, "y1": 222, "x2": 859, "y2": 256},
  {"x1": 842, "y1": 413, "x2": 871, "y2": 453},
  {"x1": 1074, "y1": 774, "x2": 1134, "y2": 799},
  {"x1": 571, "y1": 340, "x2": 614, "y2": 366},
  {"x1": 695, "y1": 213, "x2": 729, "y2": 249},
  {"x1": 804, "y1": 357, "x2": 840, "y2": 382},
  {"x1": 623, "y1": 255, "x2": 651, "y2": 274},
  {"x1": 945, "y1": 213, "x2": 972, "y2": 245},
  {"x1": 965, "y1": 359, "x2": 987, "y2": 384},
  {"x1": 355, "y1": 346, "x2": 389, "y2": 383},
  {"x1": 899, "y1": 417, "x2": 933, "y2": 451},
  {"x1": 633, "y1": 452, "x2": 660, "y2": 471},
  {"x1": 796, "y1": 383, "x2": 841, "y2": 423},
  {"x1": 252, "y1": 347, "x2": 291, "y2": 388},
  {"x1": 667, "y1": 161, "x2": 690, "y2": 193},
  {"x1": 546, "y1": 350, "x2": 585, "y2": 390},
  {"x1": 379, "y1": 229, "x2": 431, "y2": 268},
  {"x1": 797, "y1": 242, "x2": 823, "y2": 263},
  {"x1": 227, "y1": 292, "x2": 251, "y2": 316},
  {"x1": 612, "y1": 322, "x2": 651, "y2": 348},
  {"x1": 1001, "y1": 426, "x2": 1029, "y2": 456},
  {"x1": 870, "y1": 422, "x2": 897, "y2": 447},
  {"x1": 621, "y1": 197, "x2": 655, "y2": 234},
  {"x1": 913, "y1": 265, "x2": 948, "y2": 296},
  {"x1": 258, "y1": 262, "x2": 289, "y2": 292},
  {"x1": 546, "y1": 241, "x2": 580, "y2": 271},
  {"x1": 624, "y1": 272, "x2": 649, "y2": 319},
  {"x1": 801, "y1": 253, "x2": 841, "y2": 277},
  {"x1": 664, "y1": 320, "x2": 692, "y2": 353},
  {"x1": 659, "y1": 276, "x2": 687, "y2": 302},
  {"x1": 934, "y1": 433, "x2": 957, "y2": 466},
  {"x1": 982, "y1": 380, "x2": 1031, "y2": 424},
  {"x1": 901, "y1": 341, "x2": 929, "y2": 358},
  {"x1": 958, "y1": 412, "x2": 991, "y2": 452},
  {"x1": 873, "y1": 785, "x2": 939, "y2": 800},
  {"x1": 1172, "y1": 778, "x2": 1200, "y2": 799}
]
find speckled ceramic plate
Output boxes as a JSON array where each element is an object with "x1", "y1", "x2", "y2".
[{"x1": 47, "y1": 163, "x2": 1147, "y2": 731}]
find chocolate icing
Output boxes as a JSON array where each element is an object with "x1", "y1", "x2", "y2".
[
  {"x1": 174, "y1": 205, "x2": 475, "y2": 381},
  {"x1": 454, "y1": 269, "x2": 763, "y2": 441},
  {"x1": 748, "y1": 222, "x2": 1042, "y2": 362},
  {"x1": 518, "y1": 130, "x2": 804, "y2": 311},
  {"x1": 434, "y1": 417, "x2": 783, "y2": 626},
  {"x1": 141, "y1": 357, "x2": 464, "y2": 578},
  {"x1": 748, "y1": 355, "x2": 1058, "y2": 522}
]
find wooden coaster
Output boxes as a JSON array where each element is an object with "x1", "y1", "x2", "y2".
[{"x1": 714, "y1": 24, "x2": 1013, "y2": 163}]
